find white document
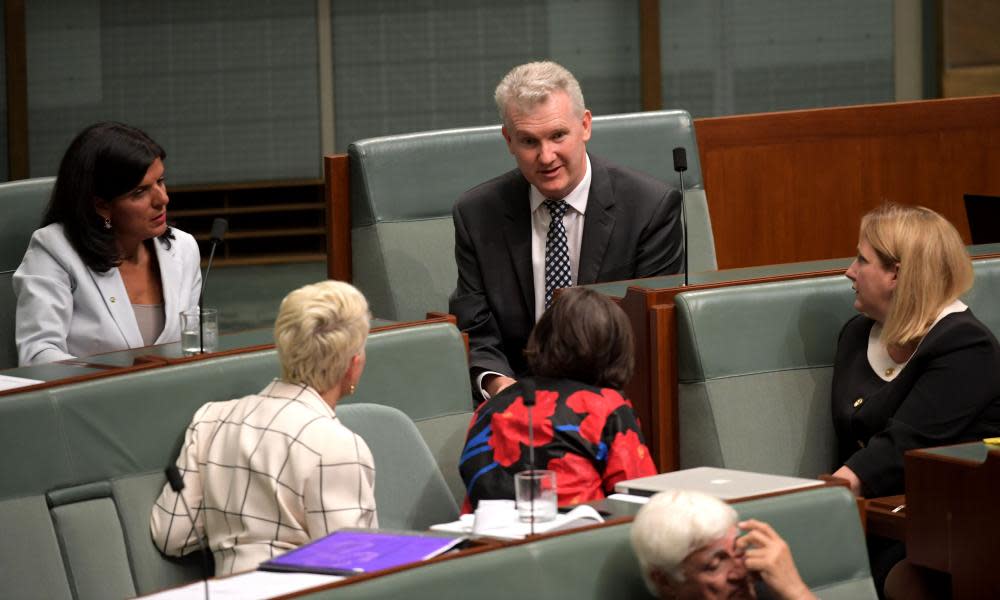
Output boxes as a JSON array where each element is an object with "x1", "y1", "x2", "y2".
[
  {"x1": 0, "y1": 374, "x2": 44, "y2": 392},
  {"x1": 135, "y1": 570, "x2": 343, "y2": 599},
  {"x1": 430, "y1": 504, "x2": 604, "y2": 540}
]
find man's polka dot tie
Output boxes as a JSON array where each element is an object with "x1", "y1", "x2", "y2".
[{"x1": 544, "y1": 199, "x2": 572, "y2": 309}]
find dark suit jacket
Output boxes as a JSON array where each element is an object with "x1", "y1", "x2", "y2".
[
  {"x1": 448, "y1": 153, "x2": 684, "y2": 394},
  {"x1": 831, "y1": 309, "x2": 1000, "y2": 497}
]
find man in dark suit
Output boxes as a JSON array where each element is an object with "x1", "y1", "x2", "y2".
[{"x1": 449, "y1": 61, "x2": 684, "y2": 402}]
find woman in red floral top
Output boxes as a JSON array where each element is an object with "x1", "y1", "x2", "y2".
[{"x1": 459, "y1": 288, "x2": 657, "y2": 511}]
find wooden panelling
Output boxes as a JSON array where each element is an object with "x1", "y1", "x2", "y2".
[
  {"x1": 906, "y1": 446, "x2": 1000, "y2": 597},
  {"x1": 941, "y1": 0, "x2": 1000, "y2": 67},
  {"x1": 695, "y1": 95, "x2": 1000, "y2": 269},
  {"x1": 943, "y1": 65, "x2": 1000, "y2": 98},
  {"x1": 638, "y1": 0, "x2": 662, "y2": 111},
  {"x1": 325, "y1": 154, "x2": 351, "y2": 281},
  {"x1": 4, "y1": 0, "x2": 29, "y2": 179}
]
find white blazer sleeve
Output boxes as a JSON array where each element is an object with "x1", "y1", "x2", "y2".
[{"x1": 12, "y1": 229, "x2": 77, "y2": 365}]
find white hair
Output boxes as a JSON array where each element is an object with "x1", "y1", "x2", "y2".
[
  {"x1": 494, "y1": 60, "x2": 586, "y2": 126},
  {"x1": 274, "y1": 280, "x2": 370, "y2": 393},
  {"x1": 630, "y1": 489, "x2": 738, "y2": 593}
]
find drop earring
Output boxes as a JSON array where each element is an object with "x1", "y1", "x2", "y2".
[{"x1": 103, "y1": 217, "x2": 112, "y2": 230}]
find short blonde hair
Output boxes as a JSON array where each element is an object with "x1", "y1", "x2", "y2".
[
  {"x1": 630, "y1": 489, "x2": 737, "y2": 592},
  {"x1": 274, "y1": 280, "x2": 370, "y2": 393},
  {"x1": 860, "y1": 204, "x2": 973, "y2": 347},
  {"x1": 494, "y1": 61, "x2": 586, "y2": 126}
]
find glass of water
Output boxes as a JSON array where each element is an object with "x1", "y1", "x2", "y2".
[
  {"x1": 180, "y1": 308, "x2": 219, "y2": 355},
  {"x1": 514, "y1": 469, "x2": 558, "y2": 523}
]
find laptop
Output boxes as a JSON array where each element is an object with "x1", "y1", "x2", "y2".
[{"x1": 614, "y1": 467, "x2": 823, "y2": 500}]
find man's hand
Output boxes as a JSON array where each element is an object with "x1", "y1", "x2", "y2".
[
  {"x1": 484, "y1": 375, "x2": 517, "y2": 398},
  {"x1": 736, "y1": 519, "x2": 815, "y2": 600}
]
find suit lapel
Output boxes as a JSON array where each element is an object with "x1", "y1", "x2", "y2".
[
  {"x1": 154, "y1": 237, "x2": 183, "y2": 344},
  {"x1": 91, "y1": 265, "x2": 142, "y2": 348},
  {"x1": 502, "y1": 175, "x2": 536, "y2": 320},
  {"x1": 578, "y1": 156, "x2": 615, "y2": 284}
]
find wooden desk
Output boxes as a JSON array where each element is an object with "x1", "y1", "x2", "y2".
[
  {"x1": 165, "y1": 481, "x2": 849, "y2": 599},
  {"x1": 862, "y1": 495, "x2": 906, "y2": 541},
  {"x1": 904, "y1": 442, "x2": 1000, "y2": 599}
]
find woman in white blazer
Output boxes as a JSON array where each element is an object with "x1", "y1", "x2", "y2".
[{"x1": 13, "y1": 122, "x2": 202, "y2": 366}]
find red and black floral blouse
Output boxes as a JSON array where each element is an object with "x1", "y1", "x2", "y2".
[{"x1": 459, "y1": 376, "x2": 657, "y2": 512}]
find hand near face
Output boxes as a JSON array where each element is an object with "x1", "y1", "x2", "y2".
[{"x1": 736, "y1": 520, "x2": 815, "y2": 600}]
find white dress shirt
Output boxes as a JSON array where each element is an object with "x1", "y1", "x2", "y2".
[
  {"x1": 150, "y1": 380, "x2": 378, "y2": 576},
  {"x1": 867, "y1": 299, "x2": 968, "y2": 382},
  {"x1": 529, "y1": 154, "x2": 592, "y2": 322}
]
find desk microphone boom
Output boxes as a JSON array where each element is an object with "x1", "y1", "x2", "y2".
[
  {"x1": 198, "y1": 218, "x2": 228, "y2": 354},
  {"x1": 165, "y1": 465, "x2": 211, "y2": 600},
  {"x1": 672, "y1": 147, "x2": 689, "y2": 287}
]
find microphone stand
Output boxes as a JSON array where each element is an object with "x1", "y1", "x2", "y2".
[
  {"x1": 522, "y1": 380, "x2": 537, "y2": 537},
  {"x1": 672, "y1": 147, "x2": 689, "y2": 287},
  {"x1": 165, "y1": 465, "x2": 210, "y2": 600},
  {"x1": 199, "y1": 218, "x2": 228, "y2": 354}
]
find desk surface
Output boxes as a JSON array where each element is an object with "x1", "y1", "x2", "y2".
[
  {"x1": 0, "y1": 318, "x2": 395, "y2": 388},
  {"x1": 912, "y1": 440, "x2": 991, "y2": 462},
  {"x1": 584, "y1": 256, "x2": 851, "y2": 299}
]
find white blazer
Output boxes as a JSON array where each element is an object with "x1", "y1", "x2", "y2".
[{"x1": 13, "y1": 223, "x2": 202, "y2": 366}]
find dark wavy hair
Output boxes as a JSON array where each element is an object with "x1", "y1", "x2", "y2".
[
  {"x1": 42, "y1": 122, "x2": 171, "y2": 272},
  {"x1": 524, "y1": 287, "x2": 635, "y2": 389}
]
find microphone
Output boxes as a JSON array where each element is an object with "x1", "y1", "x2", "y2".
[
  {"x1": 521, "y1": 379, "x2": 537, "y2": 536},
  {"x1": 165, "y1": 465, "x2": 211, "y2": 600},
  {"x1": 672, "y1": 147, "x2": 689, "y2": 287},
  {"x1": 198, "y1": 218, "x2": 228, "y2": 354}
]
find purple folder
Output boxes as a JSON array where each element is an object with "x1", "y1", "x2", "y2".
[{"x1": 259, "y1": 529, "x2": 466, "y2": 576}]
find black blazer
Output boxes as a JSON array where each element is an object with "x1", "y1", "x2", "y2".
[
  {"x1": 831, "y1": 309, "x2": 1000, "y2": 497},
  {"x1": 448, "y1": 153, "x2": 684, "y2": 395}
]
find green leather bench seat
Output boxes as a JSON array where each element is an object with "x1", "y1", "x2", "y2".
[
  {"x1": 349, "y1": 110, "x2": 716, "y2": 321},
  {"x1": 0, "y1": 177, "x2": 57, "y2": 370},
  {"x1": 673, "y1": 254, "x2": 1000, "y2": 477},
  {"x1": 963, "y1": 255, "x2": 1000, "y2": 336},
  {"x1": 299, "y1": 485, "x2": 874, "y2": 600},
  {"x1": 0, "y1": 322, "x2": 469, "y2": 598},
  {"x1": 675, "y1": 275, "x2": 856, "y2": 476}
]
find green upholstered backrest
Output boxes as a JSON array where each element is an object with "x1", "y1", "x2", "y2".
[
  {"x1": 348, "y1": 110, "x2": 714, "y2": 320},
  {"x1": 0, "y1": 177, "x2": 56, "y2": 370},
  {"x1": 0, "y1": 177, "x2": 54, "y2": 272},
  {"x1": 674, "y1": 275, "x2": 857, "y2": 476},
  {"x1": 672, "y1": 254, "x2": 1000, "y2": 477},
  {"x1": 339, "y1": 404, "x2": 458, "y2": 530},
  {"x1": 735, "y1": 486, "x2": 875, "y2": 599},
  {"x1": 356, "y1": 323, "x2": 472, "y2": 503},
  {"x1": 0, "y1": 322, "x2": 469, "y2": 598},
  {"x1": 1, "y1": 271, "x2": 17, "y2": 370},
  {"x1": 299, "y1": 485, "x2": 872, "y2": 600},
  {"x1": 964, "y1": 256, "x2": 1000, "y2": 337}
]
